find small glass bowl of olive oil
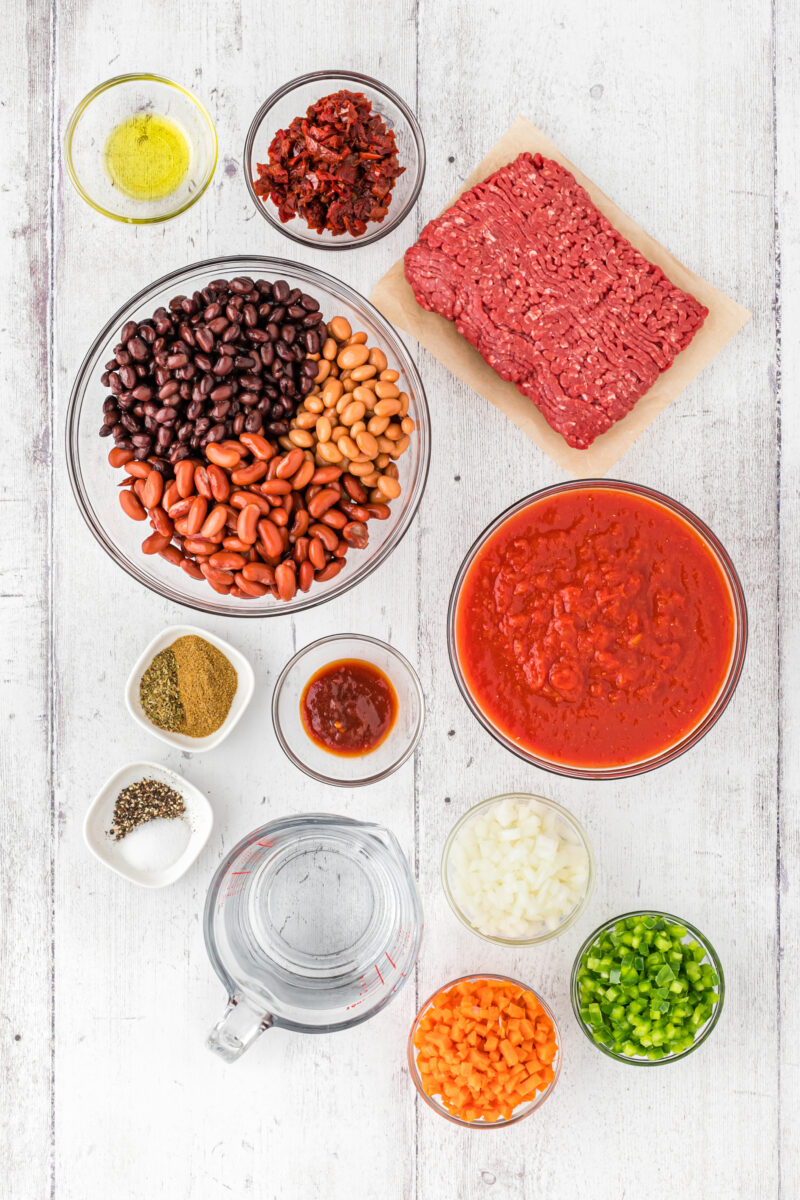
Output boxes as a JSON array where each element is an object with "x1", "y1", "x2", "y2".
[{"x1": 65, "y1": 74, "x2": 217, "y2": 224}]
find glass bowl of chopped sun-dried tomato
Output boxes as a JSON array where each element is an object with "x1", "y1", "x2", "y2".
[{"x1": 244, "y1": 70, "x2": 425, "y2": 249}]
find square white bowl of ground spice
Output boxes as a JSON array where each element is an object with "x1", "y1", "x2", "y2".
[
  {"x1": 125, "y1": 624, "x2": 255, "y2": 753},
  {"x1": 84, "y1": 761, "x2": 214, "y2": 888}
]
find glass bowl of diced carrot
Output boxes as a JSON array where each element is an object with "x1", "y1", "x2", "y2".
[{"x1": 407, "y1": 974, "x2": 562, "y2": 1126}]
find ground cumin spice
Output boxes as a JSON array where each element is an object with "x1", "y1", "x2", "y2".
[{"x1": 139, "y1": 635, "x2": 237, "y2": 737}]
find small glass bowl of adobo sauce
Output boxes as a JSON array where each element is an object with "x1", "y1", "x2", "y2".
[{"x1": 272, "y1": 634, "x2": 424, "y2": 786}]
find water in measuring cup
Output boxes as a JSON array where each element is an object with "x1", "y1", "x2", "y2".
[{"x1": 207, "y1": 817, "x2": 421, "y2": 1032}]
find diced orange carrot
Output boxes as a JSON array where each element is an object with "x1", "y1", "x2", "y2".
[{"x1": 413, "y1": 978, "x2": 557, "y2": 1123}]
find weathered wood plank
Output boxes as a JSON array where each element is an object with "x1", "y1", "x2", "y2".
[{"x1": 0, "y1": 3, "x2": 55, "y2": 1198}]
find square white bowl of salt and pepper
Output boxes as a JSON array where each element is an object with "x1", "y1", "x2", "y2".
[
  {"x1": 125, "y1": 624, "x2": 255, "y2": 753},
  {"x1": 84, "y1": 761, "x2": 214, "y2": 887}
]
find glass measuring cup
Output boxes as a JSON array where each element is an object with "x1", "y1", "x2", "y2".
[{"x1": 203, "y1": 814, "x2": 423, "y2": 1061}]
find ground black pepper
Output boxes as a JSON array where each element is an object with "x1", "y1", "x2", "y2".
[{"x1": 108, "y1": 778, "x2": 186, "y2": 841}]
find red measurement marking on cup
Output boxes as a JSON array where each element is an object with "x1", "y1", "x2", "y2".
[
  {"x1": 257, "y1": 840, "x2": 275, "y2": 848},
  {"x1": 375, "y1": 964, "x2": 385, "y2": 985},
  {"x1": 231, "y1": 871, "x2": 250, "y2": 876},
  {"x1": 386, "y1": 953, "x2": 396, "y2": 969}
]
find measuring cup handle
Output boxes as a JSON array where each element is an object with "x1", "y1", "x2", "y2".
[{"x1": 207, "y1": 994, "x2": 273, "y2": 1063}]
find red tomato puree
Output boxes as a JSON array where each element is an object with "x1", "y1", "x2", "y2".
[
  {"x1": 455, "y1": 488, "x2": 736, "y2": 768},
  {"x1": 301, "y1": 659, "x2": 398, "y2": 756}
]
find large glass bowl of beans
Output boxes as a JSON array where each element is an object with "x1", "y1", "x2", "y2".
[
  {"x1": 447, "y1": 480, "x2": 747, "y2": 779},
  {"x1": 66, "y1": 255, "x2": 430, "y2": 616},
  {"x1": 570, "y1": 911, "x2": 725, "y2": 1065}
]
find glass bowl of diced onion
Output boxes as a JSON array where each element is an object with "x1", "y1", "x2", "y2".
[{"x1": 441, "y1": 793, "x2": 594, "y2": 946}]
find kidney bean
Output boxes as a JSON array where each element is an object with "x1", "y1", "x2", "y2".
[
  {"x1": 126, "y1": 461, "x2": 151, "y2": 480},
  {"x1": 162, "y1": 482, "x2": 180, "y2": 511},
  {"x1": 180, "y1": 557, "x2": 205, "y2": 580},
  {"x1": 239, "y1": 431, "x2": 274, "y2": 460},
  {"x1": 315, "y1": 560, "x2": 344, "y2": 582},
  {"x1": 260, "y1": 478, "x2": 292, "y2": 496},
  {"x1": 151, "y1": 507, "x2": 174, "y2": 538},
  {"x1": 108, "y1": 447, "x2": 134, "y2": 468},
  {"x1": 310, "y1": 523, "x2": 339, "y2": 552},
  {"x1": 343, "y1": 521, "x2": 369, "y2": 549},
  {"x1": 320, "y1": 508, "x2": 347, "y2": 530},
  {"x1": 185, "y1": 496, "x2": 208, "y2": 536},
  {"x1": 200, "y1": 562, "x2": 235, "y2": 588},
  {"x1": 159, "y1": 545, "x2": 184, "y2": 567},
  {"x1": 365, "y1": 502, "x2": 392, "y2": 520},
  {"x1": 205, "y1": 442, "x2": 241, "y2": 469},
  {"x1": 142, "y1": 530, "x2": 172, "y2": 554},
  {"x1": 172, "y1": 459, "x2": 193, "y2": 498},
  {"x1": 341, "y1": 474, "x2": 368, "y2": 503},
  {"x1": 237, "y1": 505, "x2": 260, "y2": 545},
  {"x1": 207, "y1": 463, "x2": 231, "y2": 502},
  {"x1": 289, "y1": 458, "x2": 315, "y2": 491},
  {"x1": 289, "y1": 507, "x2": 310, "y2": 539},
  {"x1": 275, "y1": 448, "x2": 305, "y2": 480},
  {"x1": 142, "y1": 469, "x2": 164, "y2": 510},
  {"x1": 270, "y1": 507, "x2": 289, "y2": 528},
  {"x1": 120, "y1": 489, "x2": 147, "y2": 521},
  {"x1": 199, "y1": 505, "x2": 228, "y2": 541},
  {"x1": 194, "y1": 465, "x2": 213, "y2": 500},
  {"x1": 230, "y1": 460, "x2": 267, "y2": 486},
  {"x1": 293, "y1": 536, "x2": 310, "y2": 564},
  {"x1": 307, "y1": 488, "x2": 340, "y2": 519},
  {"x1": 308, "y1": 536, "x2": 327, "y2": 570},
  {"x1": 234, "y1": 573, "x2": 268, "y2": 597},
  {"x1": 167, "y1": 497, "x2": 192, "y2": 521},
  {"x1": 209, "y1": 551, "x2": 247, "y2": 571},
  {"x1": 257, "y1": 517, "x2": 283, "y2": 559},
  {"x1": 242, "y1": 562, "x2": 276, "y2": 586},
  {"x1": 275, "y1": 562, "x2": 297, "y2": 602},
  {"x1": 297, "y1": 560, "x2": 314, "y2": 591},
  {"x1": 206, "y1": 577, "x2": 233, "y2": 595}
]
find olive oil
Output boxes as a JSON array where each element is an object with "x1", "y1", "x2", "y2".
[{"x1": 104, "y1": 113, "x2": 190, "y2": 201}]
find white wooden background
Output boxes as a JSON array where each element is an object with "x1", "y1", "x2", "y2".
[{"x1": 2, "y1": 1, "x2": 797, "y2": 1197}]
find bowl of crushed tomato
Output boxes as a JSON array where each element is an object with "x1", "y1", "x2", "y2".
[
  {"x1": 448, "y1": 481, "x2": 747, "y2": 780},
  {"x1": 244, "y1": 70, "x2": 425, "y2": 249}
]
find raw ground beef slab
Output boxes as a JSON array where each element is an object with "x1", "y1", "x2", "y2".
[{"x1": 405, "y1": 152, "x2": 709, "y2": 449}]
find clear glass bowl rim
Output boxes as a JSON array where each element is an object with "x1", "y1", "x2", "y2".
[
  {"x1": 447, "y1": 479, "x2": 749, "y2": 780},
  {"x1": 65, "y1": 254, "x2": 431, "y2": 617},
  {"x1": 63, "y1": 73, "x2": 219, "y2": 224},
  {"x1": 569, "y1": 908, "x2": 725, "y2": 1066},
  {"x1": 407, "y1": 973, "x2": 563, "y2": 1127},
  {"x1": 440, "y1": 792, "x2": 595, "y2": 946},
  {"x1": 271, "y1": 633, "x2": 425, "y2": 786},
  {"x1": 242, "y1": 68, "x2": 426, "y2": 250}
]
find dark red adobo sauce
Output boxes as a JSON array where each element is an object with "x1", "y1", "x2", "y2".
[{"x1": 301, "y1": 658, "x2": 398, "y2": 756}]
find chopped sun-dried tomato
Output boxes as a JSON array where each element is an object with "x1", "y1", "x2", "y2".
[{"x1": 253, "y1": 90, "x2": 405, "y2": 237}]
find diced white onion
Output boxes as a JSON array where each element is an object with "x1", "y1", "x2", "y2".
[{"x1": 447, "y1": 797, "x2": 590, "y2": 940}]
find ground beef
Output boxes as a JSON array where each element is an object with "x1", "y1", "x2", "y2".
[{"x1": 404, "y1": 153, "x2": 708, "y2": 448}]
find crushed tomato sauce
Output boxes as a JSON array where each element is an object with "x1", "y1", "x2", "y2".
[
  {"x1": 455, "y1": 488, "x2": 736, "y2": 768},
  {"x1": 301, "y1": 658, "x2": 398, "y2": 756},
  {"x1": 254, "y1": 90, "x2": 404, "y2": 237}
]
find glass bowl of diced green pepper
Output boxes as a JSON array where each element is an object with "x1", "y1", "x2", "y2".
[{"x1": 570, "y1": 911, "x2": 724, "y2": 1065}]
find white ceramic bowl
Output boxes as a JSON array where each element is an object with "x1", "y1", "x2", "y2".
[
  {"x1": 84, "y1": 760, "x2": 214, "y2": 888},
  {"x1": 125, "y1": 624, "x2": 255, "y2": 752}
]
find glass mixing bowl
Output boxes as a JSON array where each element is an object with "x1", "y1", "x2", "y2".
[
  {"x1": 243, "y1": 70, "x2": 425, "y2": 249},
  {"x1": 66, "y1": 255, "x2": 430, "y2": 617},
  {"x1": 441, "y1": 793, "x2": 594, "y2": 946},
  {"x1": 570, "y1": 910, "x2": 725, "y2": 1066},
  {"x1": 447, "y1": 480, "x2": 748, "y2": 780},
  {"x1": 408, "y1": 974, "x2": 562, "y2": 1127}
]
